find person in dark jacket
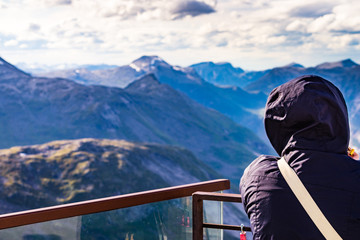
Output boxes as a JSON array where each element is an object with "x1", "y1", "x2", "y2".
[{"x1": 240, "y1": 75, "x2": 360, "y2": 239}]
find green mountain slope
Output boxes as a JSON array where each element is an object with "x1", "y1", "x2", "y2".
[
  {"x1": 0, "y1": 138, "x2": 243, "y2": 240},
  {"x1": 0, "y1": 138, "x2": 220, "y2": 212}
]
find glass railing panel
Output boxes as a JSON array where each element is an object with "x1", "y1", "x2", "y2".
[
  {"x1": 0, "y1": 216, "x2": 81, "y2": 240},
  {"x1": 0, "y1": 195, "x2": 221, "y2": 240},
  {"x1": 80, "y1": 197, "x2": 194, "y2": 240},
  {"x1": 0, "y1": 195, "x2": 224, "y2": 240},
  {"x1": 203, "y1": 199, "x2": 223, "y2": 240}
]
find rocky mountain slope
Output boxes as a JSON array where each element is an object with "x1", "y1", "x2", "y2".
[
  {"x1": 0, "y1": 57, "x2": 270, "y2": 183},
  {"x1": 36, "y1": 56, "x2": 360, "y2": 149},
  {"x1": 37, "y1": 64, "x2": 142, "y2": 88},
  {"x1": 190, "y1": 58, "x2": 360, "y2": 147},
  {"x1": 190, "y1": 61, "x2": 248, "y2": 87},
  {"x1": 0, "y1": 138, "x2": 245, "y2": 239},
  {"x1": 37, "y1": 56, "x2": 269, "y2": 142},
  {"x1": 243, "y1": 59, "x2": 358, "y2": 95}
]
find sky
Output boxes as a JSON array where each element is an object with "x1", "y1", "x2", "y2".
[{"x1": 0, "y1": 0, "x2": 360, "y2": 71}]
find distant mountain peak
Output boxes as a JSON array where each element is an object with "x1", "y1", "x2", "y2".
[
  {"x1": 190, "y1": 61, "x2": 244, "y2": 73},
  {"x1": 316, "y1": 58, "x2": 359, "y2": 69},
  {"x1": 137, "y1": 73, "x2": 159, "y2": 83},
  {"x1": 124, "y1": 73, "x2": 191, "y2": 103},
  {"x1": 130, "y1": 55, "x2": 170, "y2": 72},
  {"x1": 0, "y1": 57, "x2": 15, "y2": 67},
  {"x1": 189, "y1": 61, "x2": 246, "y2": 86},
  {"x1": 195, "y1": 61, "x2": 232, "y2": 67},
  {"x1": 125, "y1": 73, "x2": 162, "y2": 92},
  {"x1": 341, "y1": 58, "x2": 358, "y2": 67},
  {"x1": 216, "y1": 61, "x2": 233, "y2": 67},
  {"x1": 283, "y1": 62, "x2": 304, "y2": 68},
  {"x1": 191, "y1": 61, "x2": 239, "y2": 69},
  {"x1": 0, "y1": 56, "x2": 31, "y2": 78}
]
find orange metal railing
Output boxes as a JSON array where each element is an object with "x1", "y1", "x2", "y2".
[{"x1": 0, "y1": 179, "x2": 230, "y2": 230}]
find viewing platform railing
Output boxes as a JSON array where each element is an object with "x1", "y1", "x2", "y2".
[
  {"x1": 0, "y1": 179, "x2": 251, "y2": 239},
  {"x1": 192, "y1": 191, "x2": 252, "y2": 240}
]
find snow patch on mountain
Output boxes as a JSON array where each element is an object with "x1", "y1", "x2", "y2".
[
  {"x1": 130, "y1": 56, "x2": 170, "y2": 72},
  {"x1": 172, "y1": 66, "x2": 184, "y2": 72},
  {"x1": 283, "y1": 62, "x2": 304, "y2": 68},
  {"x1": 129, "y1": 63, "x2": 142, "y2": 72},
  {"x1": 151, "y1": 56, "x2": 163, "y2": 65}
]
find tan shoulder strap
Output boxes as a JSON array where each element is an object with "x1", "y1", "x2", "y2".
[{"x1": 277, "y1": 157, "x2": 342, "y2": 240}]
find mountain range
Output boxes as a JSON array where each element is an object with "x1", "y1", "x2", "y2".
[
  {"x1": 0, "y1": 57, "x2": 270, "y2": 184},
  {"x1": 195, "y1": 58, "x2": 360, "y2": 147},
  {"x1": 243, "y1": 59, "x2": 359, "y2": 95},
  {"x1": 37, "y1": 56, "x2": 360, "y2": 147},
  {"x1": 0, "y1": 56, "x2": 257, "y2": 239},
  {"x1": 244, "y1": 59, "x2": 360, "y2": 146},
  {"x1": 37, "y1": 56, "x2": 269, "y2": 143}
]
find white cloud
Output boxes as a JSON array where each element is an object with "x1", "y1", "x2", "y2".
[
  {"x1": 1, "y1": 0, "x2": 360, "y2": 70},
  {"x1": 71, "y1": 0, "x2": 216, "y2": 21},
  {"x1": 4, "y1": 40, "x2": 18, "y2": 47},
  {"x1": 28, "y1": 23, "x2": 41, "y2": 32},
  {"x1": 19, "y1": 43, "x2": 28, "y2": 49},
  {"x1": 171, "y1": 1, "x2": 215, "y2": 20},
  {"x1": 289, "y1": 2, "x2": 335, "y2": 18},
  {"x1": 307, "y1": 14, "x2": 336, "y2": 33},
  {"x1": 24, "y1": 0, "x2": 71, "y2": 7},
  {"x1": 330, "y1": 3, "x2": 360, "y2": 33},
  {"x1": 45, "y1": 18, "x2": 103, "y2": 50},
  {"x1": 286, "y1": 20, "x2": 309, "y2": 32}
]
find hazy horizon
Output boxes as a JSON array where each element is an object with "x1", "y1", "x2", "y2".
[{"x1": 6, "y1": 54, "x2": 358, "y2": 74}]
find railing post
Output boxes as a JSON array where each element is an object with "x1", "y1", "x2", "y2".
[
  {"x1": 192, "y1": 191, "x2": 251, "y2": 239},
  {"x1": 192, "y1": 193, "x2": 203, "y2": 240}
]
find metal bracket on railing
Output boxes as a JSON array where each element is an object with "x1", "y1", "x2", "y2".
[{"x1": 192, "y1": 191, "x2": 251, "y2": 240}]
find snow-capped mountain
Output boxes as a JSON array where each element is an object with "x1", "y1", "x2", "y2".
[
  {"x1": 0, "y1": 57, "x2": 271, "y2": 183},
  {"x1": 38, "y1": 56, "x2": 269, "y2": 143},
  {"x1": 36, "y1": 56, "x2": 360, "y2": 149}
]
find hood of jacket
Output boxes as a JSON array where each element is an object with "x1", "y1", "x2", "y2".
[{"x1": 265, "y1": 75, "x2": 349, "y2": 156}]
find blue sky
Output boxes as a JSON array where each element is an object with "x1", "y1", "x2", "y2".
[{"x1": 0, "y1": 0, "x2": 359, "y2": 70}]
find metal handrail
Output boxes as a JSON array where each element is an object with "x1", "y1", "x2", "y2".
[
  {"x1": 192, "y1": 191, "x2": 251, "y2": 240},
  {"x1": 0, "y1": 179, "x2": 230, "y2": 230}
]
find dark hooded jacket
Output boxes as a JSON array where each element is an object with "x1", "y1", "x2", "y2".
[{"x1": 240, "y1": 75, "x2": 360, "y2": 239}]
